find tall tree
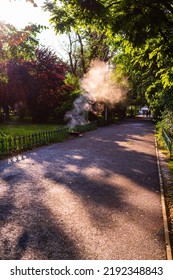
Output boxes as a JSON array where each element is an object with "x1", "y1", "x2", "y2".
[
  {"x1": 44, "y1": 0, "x2": 113, "y2": 76},
  {"x1": 0, "y1": 21, "x2": 43, "y2": 119},
  {"x1": 54, "y1": 0, "x2": 173, "y2": 119},
  {"x1": 0, "y1": 22, "x2": 40, "y2": 61},
  {"x1": 17, "y1": 48, "x2": 70, "y2": 122},
  {"x1": 51, "y1": 1, "x2": 173, "y2": 46}
]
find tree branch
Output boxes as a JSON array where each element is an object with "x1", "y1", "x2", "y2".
[{"x1": 106, "y1": 1, "x2": 121, "y2": 9}]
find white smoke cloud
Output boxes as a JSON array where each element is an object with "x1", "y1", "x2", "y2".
[{"x1": 65, "y1": 60, "x2": 129, "y2": 128}]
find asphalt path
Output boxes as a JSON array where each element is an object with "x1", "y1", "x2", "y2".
[{"x1": 0, "y1": 118, "x2": 166, "y2": 259}]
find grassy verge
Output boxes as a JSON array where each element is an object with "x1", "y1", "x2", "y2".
[
  {"x1": 0, "y1": 122, "x2": 97, "y2": 159},
  {"x1": 0, "y1": 124, "x2": 62, "y2": 137},
  {"x1": 0, "y1": 123, "x2": 68, "y2": 159},
  {"x1": 165, "y1": 160, "x2": 173, "y2": 257},
  {"x1": 156, "y1": 126, "x2": 173, "y2": 257}
]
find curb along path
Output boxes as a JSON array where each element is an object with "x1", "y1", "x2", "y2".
[
  {"x1": 155, "y1": 137, "x2": 172, "y2": 260},
  {"x1": 0, "y1": 118, "x2": 167, "y2": 259}
]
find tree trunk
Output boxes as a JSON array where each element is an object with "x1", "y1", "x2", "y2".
[
  {"x1": 77, "y1": 32, "x2": 86, "y2": 74},
  {"x1": 68, "y1": 34, "x2": 77, "y2": 76}
]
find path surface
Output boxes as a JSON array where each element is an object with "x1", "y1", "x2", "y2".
[{"x1": 0, "y1": 118, "x2": 166, "y2": 259}]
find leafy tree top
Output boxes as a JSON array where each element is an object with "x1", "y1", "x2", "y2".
[{"x1": 44, "y1": 0, "x2": 173, "y2": 46}]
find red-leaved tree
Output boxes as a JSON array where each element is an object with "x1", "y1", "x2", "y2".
[
  {"x1": 2, "y1": 48, "x2": 73, "y2": 122},
  {"x1": 25, "y1": 48, "x2": 71, "y2": 122}
]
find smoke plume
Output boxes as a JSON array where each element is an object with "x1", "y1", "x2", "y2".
[{"x1": 65, "y1": 60, "x2": 129, "y2": 128}]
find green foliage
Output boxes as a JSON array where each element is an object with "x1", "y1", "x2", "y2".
[
  {"x1": 54, "y1": 72, "x2": 80, "y2": 123},
  {"x1": 112, "y1": 33, "x2": 173, "y2": 120},
  {"x1": 155, "y1": 125, "x2": 166, "y2": 151},
  {"x1": 65, "y1": 73, "x2": 79, "y2": 87},
  {"x1": 4, "y1": 1, "x2": 173, "y2": 126},
  {"x1": 54, "y1": 89, "x2": 79, "y2": 123},
  {"x1": 0, "y1": 22, "x2": 41, "y2": 61},
  {"x1": 0, "y1": 124, "x2": 61, "y2": 137},
  {"x1": 112, "y1": 64, "x2": 128, "y2": 87},
  {"x1": 45, "y1": 1, "x2": 173, "y2": 48},
  {"x1": 45, "y1": 0, "x2": 173, "y2": 123},
  {"x1": 44, "y1": 1, "x2": 114, "y2": 77},
  {"x1": 159, "y1": 110, "x2": 173, "y2": 138}
]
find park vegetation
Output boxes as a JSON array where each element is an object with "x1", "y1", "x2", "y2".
[
  {"x1": 1, "y1": 0, "x2": 173, "y2": 253},
  {"x1": 0, "y1": 0, "x2": 173, "y2": 132},
  {"x1": 44, "y1": 0, "x2": 173, "y2": 131}
]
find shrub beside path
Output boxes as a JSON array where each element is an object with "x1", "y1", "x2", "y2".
[{"x1": 0, "y1": 118, "x2": 167, "y2": 259}]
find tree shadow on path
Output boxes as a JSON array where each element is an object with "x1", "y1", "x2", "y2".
[{"x1": 0, "y1": 118, "x2": 166, "y2": 259}]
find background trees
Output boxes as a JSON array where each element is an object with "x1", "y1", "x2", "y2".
[
  {"x1": 44, "y1": 0, "x2": 173, "y2": 120},
  {"x1": 42, "y1": 0, "x2": 173, "y2": 122},
  {"x1": 44, "y1": 1, "x2": 113, "y2": 75},
  {"x1": 24, "y1": 48, "x2": 70, "y2": 122},
  {"x1": 44, "y1": 0, "x2": 126, "y2": 121},
  {"x1": 0, "y1": 21, "x2": 74, "y2": 123},
  {"x1": 2, "y1": 0, "x2": 173, "y2": 125}
]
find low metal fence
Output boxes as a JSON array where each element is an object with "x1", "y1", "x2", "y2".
[
  {"x1": 162, "y1": 129, "x2": 172, "y2": 159},
  {"x1": 0, "y1": 122, "x2": 97, "y2": 158},
  {"x1": 0, "y1": 128, "x2": 69, "y2": 157}
]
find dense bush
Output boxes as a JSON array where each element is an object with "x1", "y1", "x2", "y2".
[{"x1": 159, "y1": 109, "x2": 173, "y2": 138}]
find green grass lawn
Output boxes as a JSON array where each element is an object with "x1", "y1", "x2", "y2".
[{"x1": 0, "y1": 124, "x2": 63, "y2": 137}]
